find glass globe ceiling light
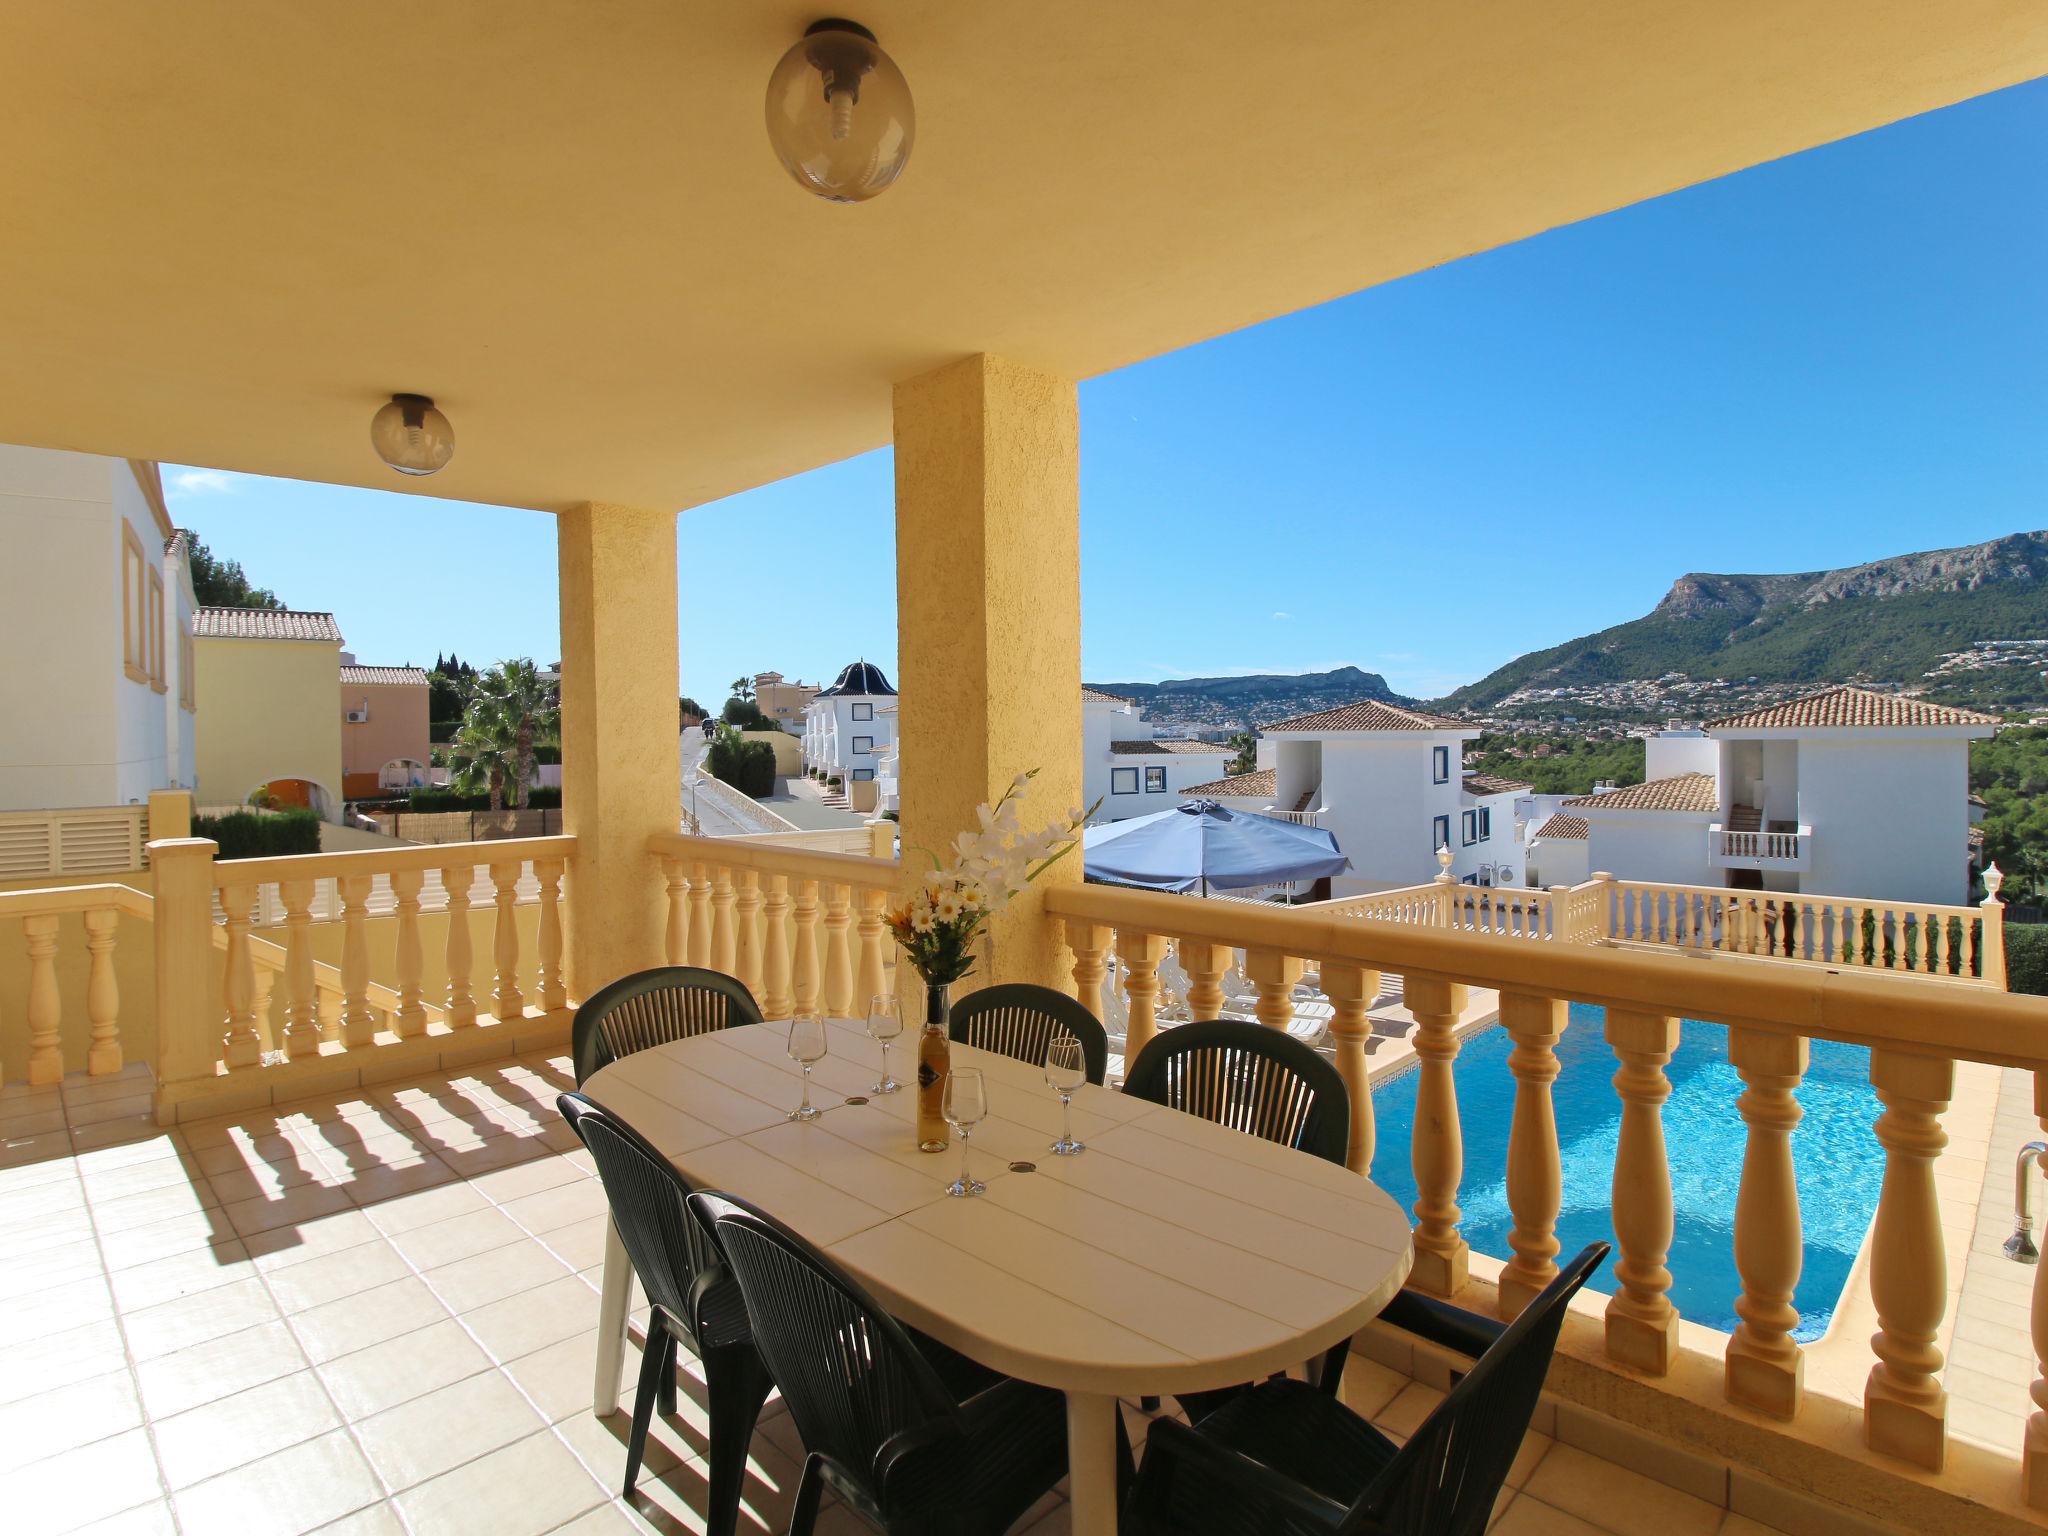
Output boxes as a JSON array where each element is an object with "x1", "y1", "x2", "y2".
[
  {"x1": 765, "y1": 19, "x2": 914, "y2": 202},
  {"x1": 369, "y1": 393, "x2": 455, "y2": 476}
]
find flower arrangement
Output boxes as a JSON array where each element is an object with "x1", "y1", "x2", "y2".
[{"x1": 887, "y1": 770, "x2": 1093, "y2": 985}]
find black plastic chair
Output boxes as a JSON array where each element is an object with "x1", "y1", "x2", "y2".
[
  {"x1": 556, "y1": 1094, "x2": 773, "y2": 1535},
  {"x1": 692, "y1": 1190, "x2": 1073, "y2": 1536},
  {"x1": 948, "y1": 982, "x2": 1110, "y2": 1085},
  {"x1": 1123, "y1": 1019, "x2": 1352, "y2": 1418},
  {"x1": 1124, "y1": 1243, "x2": 1610, "y2": 1536},
  {"x1": 572, "y1": 965, "x2": 763, "y2": 1085},
  {"x1": 1120, "y1": 1017, "x2": 1349, "y2": 1165}
]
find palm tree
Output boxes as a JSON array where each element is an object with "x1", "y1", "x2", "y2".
[
  {"x1": 730, "y1": 675, "x2": 755, "y2": 703},
  {"x1": 444, "y1": 716, "x2": 518, "y2": 810},
  {"x1": 460, "y1": 660, "x2": 559, "y2": 809}
]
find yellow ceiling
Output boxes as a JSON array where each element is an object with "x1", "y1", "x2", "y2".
[{"x1": 0, "y1": 3, "x2": 2042, "y2": 515}]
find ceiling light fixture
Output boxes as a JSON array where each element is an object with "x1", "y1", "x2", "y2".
[
  {"x1": 369, "y1": 393, "x2": 455, "y2": 476},
  {"x1": 764, "y1": 19, "x2": 914, "y2": 202}
]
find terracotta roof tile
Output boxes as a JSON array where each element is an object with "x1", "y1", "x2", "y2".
[
  {"x1": 1704, "y1": 685, "x2": 1999, "y2": 731},
  {"x1": 1463, "y1": 773, "x2": 1532, "y2": 796},
  {"x1": 192, "y1": 607, "x2": 343, "y2": 643},
  {"x1": 1560, "y1": 772, "x2": 1718, "y2": 814},
  {"x1": 1108, "y1": 739, "x2": 1229, "y2": 755},
  {"x1": 1264, "y1": 698, "x2": 1467, "y2": 733},
  {"x1": 1081, "y1": 686, "x2": 1132, "y2": 704},
  {"x1": 1532, "y1": 814, "x2": 1589, "y2": 840},
  {"x1": 1177, "y1": 768, "x2": 1276, "y2": 798},
  {"x1": 340, "y1": 665, "x2": 428, "y2": 686}
]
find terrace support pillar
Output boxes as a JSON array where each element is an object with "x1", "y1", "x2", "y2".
[
  {"x1": 559, "y1": 502, "x2": 679, "y2": 1003},
  {"x1": 2028, "y1": 1069, "x2": 2048, "y2": 1509},
  {"x1": 895, "y1": 354, "x2": 1081, "y2": 989}
]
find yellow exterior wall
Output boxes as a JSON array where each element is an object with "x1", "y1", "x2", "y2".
[
  {"x1": 195, "y1": 636, "x2": 343, "y2": 812},
  {"x1": 740, "y1": 729, "x2": 802, "y2": 776},
  {"x1": 895, "y1": 355, "x2": 1082, "y2": 988}
]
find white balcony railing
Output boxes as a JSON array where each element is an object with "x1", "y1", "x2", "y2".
[{"x1": 1708, "y1": 821, "x2": 1812, "y2": 870}]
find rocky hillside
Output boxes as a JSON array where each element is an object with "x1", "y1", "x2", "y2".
[
  {"x1": 1442, "y1": 531, "x2": 2048, "y2": 716},
  {"x1": 1088, "y1": 665, "x2": 1413, "y2": 729}
]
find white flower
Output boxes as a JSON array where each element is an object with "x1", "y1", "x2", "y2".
[
  {"x1": 910, "y1": 908, "x2": 936, "y2": 933},
  {"x1": 1012, "y1": 772, "x2": 1034, "y2": 791},
  {"x1": 934, "y1": 891, "x2": 963, "y2": 921}
]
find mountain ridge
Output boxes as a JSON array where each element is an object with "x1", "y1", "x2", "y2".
[
  {"x1": 1442, "y1": 530, "x2": 2048, "y2": 715},
  {"x1": 1086, "y1": 665, "x2": 1413, "y2": 729}
]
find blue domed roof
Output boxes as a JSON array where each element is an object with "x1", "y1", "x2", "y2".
[{"x1": 816, "y1": 660, "x2": 896, "y2": 698}]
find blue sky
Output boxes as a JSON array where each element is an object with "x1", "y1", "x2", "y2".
[{"x1": 167, "y1": 75, "x2": 2048, "y2": 705}]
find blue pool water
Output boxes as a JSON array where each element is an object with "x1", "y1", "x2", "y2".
[{"x1": 1366, "y1": 1004, "x2": 1882, "y2": 1341}]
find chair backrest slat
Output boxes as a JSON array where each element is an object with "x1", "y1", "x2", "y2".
[
  {"x1": 572, "y1": 966, "x2": 764, "y2": 1084},
  {"x1": 556, "y1": 1092, "x2": 719, "y2": 1330},
  {"x1": 947, "y1": 983, "x2": 1109, "y2": 1085},
  {"x1": 1344, "y1": 1243, "x2": 1609, "y2": 1536},
  {"x1": 1122, "y1": 1019, "x2": 1348, "y2": 1166},
  {"x1": 693, "y1": 1192, "x2": 959, "y2": 1505}
]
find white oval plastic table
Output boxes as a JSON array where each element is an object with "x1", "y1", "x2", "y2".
[{"x1": 582, "y1": 1015, "x2": 1412, "y2": 1536}]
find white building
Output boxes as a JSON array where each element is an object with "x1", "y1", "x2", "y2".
[
  {"x1": 800, "y1": 660, "x2": 896, "y2": 787},
  {"x1": 1558, "y1": 686, "x2": 1998, "y2": 906},
  {"x1": 1082, "y1": 688, "x2": 1232, "y2": 821},
  {"x1": 1179, "y1": 698, "x2": 1526, "y2": 896},
  {"x1": 0, "y1": 446, "x2": 197, "y2": 812}
]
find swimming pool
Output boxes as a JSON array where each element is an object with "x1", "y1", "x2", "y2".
[{"x1": 1366, "y1": 1003, "x2": 1882, "y2": 1341}]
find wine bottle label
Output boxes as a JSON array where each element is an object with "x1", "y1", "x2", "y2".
[{"x1": 918, "y1": 1059, "x2": 938, "y2": 1088}]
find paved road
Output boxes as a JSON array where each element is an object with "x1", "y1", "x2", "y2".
[
  {"x1": 682, "y1": 735, "x2": 870, "y2": 836},
  {"x1": 682, "y1": 739, "x2": 777, "y2": 837}
]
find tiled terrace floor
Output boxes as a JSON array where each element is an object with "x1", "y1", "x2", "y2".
[{"x1": 3, "y1": 1053, "x2": 1825, "y2": 1536}]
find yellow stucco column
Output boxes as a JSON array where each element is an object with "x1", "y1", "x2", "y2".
[
  {"x1": 895, "y1": 354, "x2": 1082, "y2": 989},
  {"x1": 558, "y1": 502, "x2": 679, "y2": 1003}
]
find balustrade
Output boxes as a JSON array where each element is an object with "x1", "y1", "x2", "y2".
[
  {"x1": 1034, "y1": 877, "x2": 2048, "y2": 1509},
  {"x1": 0, "y1": 886, "x2": 148, "y2": 1088}
]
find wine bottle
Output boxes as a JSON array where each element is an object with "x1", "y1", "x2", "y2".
[{"x1": 916, "y1": 1022, "x2": 951, "y2": 1153}]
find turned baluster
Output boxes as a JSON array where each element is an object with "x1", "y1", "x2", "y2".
[
  {"x1": 687, "y1": 860, "x2": 712, "y2": 967},
  {"x1": 663, "y1": 857, "x2": 689, "y2": 965},
  {"x1": 791, "y1": 878, "x2": 821, "y2": 1015},
  {"x1": 821, "y1": 882, "x2": 853, "y2": 1015},
  {"x1": 82, "y1": 906, "x2": 122, "y2": 1076},
  {"x1": 760, "y1": 874, "x2": 794, "y2": 1018},
  {"x1": 334, "y1": 874, "x2": 376, "y2": 1048},
  {"x1": 1245, "y1": 950, "x2": 1304, "y2": 1031},
  {"x1": 1606, "y1": 1008, "x2": 1682, "y2": 1373},
  {"x1": 23, "y1": 914, "x2": 64, "y2": 1084},
  {"x1": 733, "y1": 869, "x2": 764, "y2": 998},
  {"x1": 1406, "y1": 976, "x2": 1470, "y2": 1295},
  {"x1": 1725, "y1": 1026, "x2": 1807, "y2": 1417},
  {"x1": 1179, "y1": 940, "x2": 1228, "y2": 1021},
  {"x1": 390, "y1": 868, "x2": 427, "y2": 1038},
  {"x1": 853, "y1": 888, "x2": 888, "y2": 1015},
  {"x1": 1116, "y1": 929, "x2": 1169, "y2": 1065},
  {"x1": 710, "y1": 864, "x2": 738, "y2": 977},
  {"x1": 219, "y1": 884, "x2": 260, "y2": 1068},
  {"x1": 278, "y1": 878, "x2": 322, "y2": 1056},
  {"x1": 441, "y1": 862, "x2": 478, "y2": 1027},
  {"x1": 1864, "y1": 1048, "x2": 1953, "y2": 1470},
  {"x1": 2027, "y1": 1069, "x2": 2048, "y2": 1509},
  {"x1": 1500, "y1": 992, "x2": 1568, "y2": 1319},
  {"x1": 1065, "y1": 919, "x2": 1110, "y2": 1020},
  {"x1": 1322, "y1": 961, "x2": 1379, "y2": 1176},
  {"x1": 490, "y1": 860, "x2": 525, "y2": 1020},
  {"x1": 536, "y1": 857, "x2": 566, "y2": 1012}
]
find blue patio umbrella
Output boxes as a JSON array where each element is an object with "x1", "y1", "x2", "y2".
[{"x1": 1082, "y1": 800, "x2": 1350, "y2": 897}]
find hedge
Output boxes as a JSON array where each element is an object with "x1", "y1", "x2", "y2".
[
  {"x1": 707, "y1": 735, "x2": 776, "y2": 797},
  {"x1": 406, "y1": 786, "x2": 560, "y2": 812},
  {"x1": 2009, "y1": 923, "x2": 2048, "y2": 997},
  {"x1": 194, "y1": 808, "x2": 323, "y2": 860}
]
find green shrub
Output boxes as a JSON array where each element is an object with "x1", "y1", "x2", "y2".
[
  {"x1": 706, "y1": 730, "x2": 776, "y2": 797},
  {"x1": 194, "y1": 808, "x2": 323, "y2": 860},
  {"x1": 405, "y1": 786, "x2": 561, "y2": 812},
  {"x1": 2009, "y1": 923, "x2": 2048, "y2": 997}
]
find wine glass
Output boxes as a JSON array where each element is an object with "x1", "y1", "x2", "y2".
[
  {"x1": 942, "y1": 1068, "x2": 988, "y2": 1197},
  {"x1": 866, "y1": 992, "x2": 902, "y2": 1094},
  {"x1": 1044, "y1": 1035, "x2": 1087, "y2": 1156},
  {"x1": 786, "y1": 1012, "x2": 827, "y2": 1121}
]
